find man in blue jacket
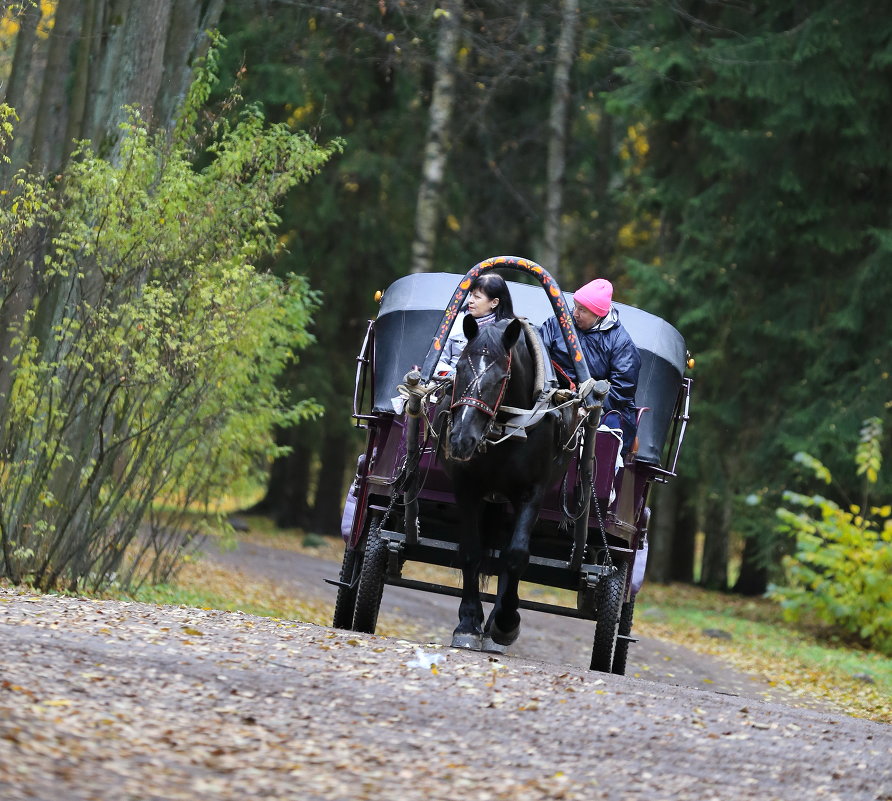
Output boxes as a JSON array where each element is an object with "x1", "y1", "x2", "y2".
[{"x1": 539, "y1": 278, "x2": 641, "y2": 454}]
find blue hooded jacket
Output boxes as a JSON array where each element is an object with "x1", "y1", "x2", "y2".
[{"x1": 539, "y1": 308, "x2": 641, "y2": 446}]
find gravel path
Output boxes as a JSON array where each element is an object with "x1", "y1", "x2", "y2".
[
  {"x1": 206, "y1": 538, "x2": 827, "y2": 707},
  {"x1": 1, "y1": 588, "x2": 890, "y2": 801}
]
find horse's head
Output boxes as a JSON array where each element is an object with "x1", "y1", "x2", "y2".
[{"x1": 447, "y1": 316, "x2": 523, "y2": 462}]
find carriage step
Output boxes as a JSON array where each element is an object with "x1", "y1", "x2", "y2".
[{"x1": 323, "y1": 577, "x2": 356, "y2": 590}]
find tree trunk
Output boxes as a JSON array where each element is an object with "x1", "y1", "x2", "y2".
[
  {"x1": 669, "y1": 480, "x2": 696, "y2": 583},
  {"x1": 244, "y1": 427, "x2": 314, "y2": 529},
  {"x1": 540, "y1": 0, "x2": 578, "y2": 279},
  {"x1": 649, "y1": 479, "x2": 697, "y2": 584},
  {"x1": 104, "y1": 0, "x2": 174, "y2": 156},
  {"x1": 309, "y1": 428, "x2": 350, "y2": 537},
  {"x1": 732, "y1": 533, "x2": 768, "y2": 596},
  {"x1": 700, "y1": 492, "x2": 730, "y2": 590},
  {"x1": 274, "y1": 440, "x2": 314, "y2": 530},
  {"x1": 30, "y1": 0, "x2": 84, "y2": 174},
  {"x1": 62, "y1": 0, "x2": 98, "y2": 166},
  {"x1": 3, "y1": 0, "x2": 41, "y2": 176},
  {"x1": 589, "y1": 102, "x2": 615, "y2": 280},
  {"x1": 0, "y1": 226, "x2": 49, "y2": 423},
  {"x1": 647, "y1": 481, "x2": 677, "y2": 584},
  {"x1": 84, "y1": 0, "x2": 127, "y2": 150},
  {"x1": 80, "y1": 0, "x2": 219, "y2": 150},
  {"x1": 0, "y1": 1, "x2": 48, "y2": 414},
  {"x1": 155, "y1": 0, "x2": 225, "y2": 127},
  {"x1": 409, "y1": 0, "x2": 463, "y2": 274}
]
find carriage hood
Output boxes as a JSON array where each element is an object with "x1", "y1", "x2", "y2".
[{"x1": 370, "y1": 273, "x2": 687, "y2": 466}]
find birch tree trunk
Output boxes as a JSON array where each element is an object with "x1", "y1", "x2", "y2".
[
  {"x1": 541, "y1": 0, "x2": 578, "y2": 280},
  {"x1": 409, "y1": 0, "x2": 463, "y2": 274}
]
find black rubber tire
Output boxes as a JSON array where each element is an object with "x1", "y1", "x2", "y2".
[
  {"x1": 611, "y1": 596, "x2": 636, "y2": 676},
  {"x1": 332, "y1": 547, "x2": 360, "y2": 629},
  {"x1": 589, "y1": 560, "x2": 628, "y2": 672},
  {"x1": 352, "y1": 520, "x2": 388, "y2": 634}
]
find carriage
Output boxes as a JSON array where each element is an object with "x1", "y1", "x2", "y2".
[{"x1": 330, "y1": 257, "x2": 692, "y2": 674}]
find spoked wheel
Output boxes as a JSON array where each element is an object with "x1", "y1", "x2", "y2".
[
  {"x1": 332, "y1": 546, "x2": 361, "y2": 629},
  {"x1": 352, "y1": 516, "x2": 388, "y2": 633},
  {"x1": 611, "y1": 596, "x2": 636, "y2": 676},
  {"x1": 589, "y1": 560, "x2": 628, "y2": 672}
]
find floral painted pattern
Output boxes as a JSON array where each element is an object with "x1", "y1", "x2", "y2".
[{"x1": 420, "y1": 256, "x2": 586, "y2": 382}]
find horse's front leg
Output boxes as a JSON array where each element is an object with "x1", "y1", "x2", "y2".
[
  {"x1": 451, "y1": 479, "x2": 486, "y2": 650},
  {"x1": 485, "y1": 490, "x2": 542, "y2": 648}
]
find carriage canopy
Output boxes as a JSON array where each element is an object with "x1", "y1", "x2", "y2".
[{"x1": 371, "y1": 272, "x2": 686, "y2": 465}]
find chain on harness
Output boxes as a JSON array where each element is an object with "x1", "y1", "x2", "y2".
[{"x1": 558, "y1": 457, "x2": 614, "y2": 572}]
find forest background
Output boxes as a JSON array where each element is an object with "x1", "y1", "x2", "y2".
[{"x1": 0, "y1": 0, "x2": 889, "y2": 630}]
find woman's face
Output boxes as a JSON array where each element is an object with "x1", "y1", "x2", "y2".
[{"x1": 467, "y1": 288, "x2": 498, "y2": 318}]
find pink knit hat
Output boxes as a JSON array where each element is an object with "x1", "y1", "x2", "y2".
[{"x1": 573, "y1": 278, "x2": 613, "y2": 317}]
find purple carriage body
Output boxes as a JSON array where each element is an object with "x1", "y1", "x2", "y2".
[{"x1": 336, "y1": 267, "x2": 691, "y2": 673}]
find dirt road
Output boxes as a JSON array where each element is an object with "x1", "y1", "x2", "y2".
[
  {"x1": 204, "y1": 538, "x2": 822, "y2": 707},
  {"x1": 1, "y1": 586, "x2": 890, "y2": 801}
]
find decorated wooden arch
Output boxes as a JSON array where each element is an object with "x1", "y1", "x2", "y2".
[{"x1": 419, "y1": 255, "x2": 591, "y2": 390}]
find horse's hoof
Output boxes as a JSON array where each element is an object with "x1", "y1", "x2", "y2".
[
  {"x1": 481, "y1": 636, "x2": 508, "y2": 654},
  {"x1": 451, "y1": 632, "x2": 483, "y2": 651},
  {"x1": 486, "y1": 618, "x2": 520, "y2": 647}
]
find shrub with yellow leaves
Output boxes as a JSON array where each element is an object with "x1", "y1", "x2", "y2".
[{"x1": 773, "y1": 417, "x2": 892, "y2": 655}]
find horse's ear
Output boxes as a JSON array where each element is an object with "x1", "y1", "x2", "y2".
[
  {"x1": 502, "y1": 318, "x2": 522, "y2": 350},
  {"x1": 463, "y1": 314, "x2": 479, "y2": 340}
]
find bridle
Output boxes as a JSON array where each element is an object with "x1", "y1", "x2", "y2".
[{"x1": 449, "y1": 343, "x2": 513, "y2": 448}]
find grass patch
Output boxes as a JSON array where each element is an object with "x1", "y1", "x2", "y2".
[
  {"x1": 634, "y1": 583, "x2": 892, "y2": 723},
  {"x1": 224, "y1": 516, "x2": 345, "y2": 561},
  {"x1": 113, "y1": 560, "x2": 334, "y2": 624},
  {"x1": 116, "y1": 536, "x2": 434, "y2": 642}
]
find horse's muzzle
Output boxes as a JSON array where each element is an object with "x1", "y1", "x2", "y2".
[{"x1": 448, "y1": 432, "x2": 484, "y2": 462}]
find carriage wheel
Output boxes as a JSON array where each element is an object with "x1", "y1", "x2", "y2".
[
  {"x1": 611, "y1": 596, "x2": 636, "y2": 676},
  {"x1": 589, "y1": 560, "x2": 628, "y2": 672},
  {"x1": 332, "y1": 546, "x2": 360, "y2": 629},
  {"x1": 352, "y1": 516, "x2": 388, "y2": 634}
]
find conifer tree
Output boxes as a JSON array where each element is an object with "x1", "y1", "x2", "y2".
[{"x1": 606, "y1": 1, "x2": 892, "y2": 590}]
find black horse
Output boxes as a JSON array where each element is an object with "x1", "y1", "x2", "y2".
[{"x1": 439, "y1": 314, "x2": 572, "y2": 651}]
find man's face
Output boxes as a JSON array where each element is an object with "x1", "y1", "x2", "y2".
[{"x1": 572, "y1": 303, "x2": 601, "y2": 330}]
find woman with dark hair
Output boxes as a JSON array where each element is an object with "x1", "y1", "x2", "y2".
[{"x1": 435, "y1": 273, "x2": 515, "y2": 375}]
